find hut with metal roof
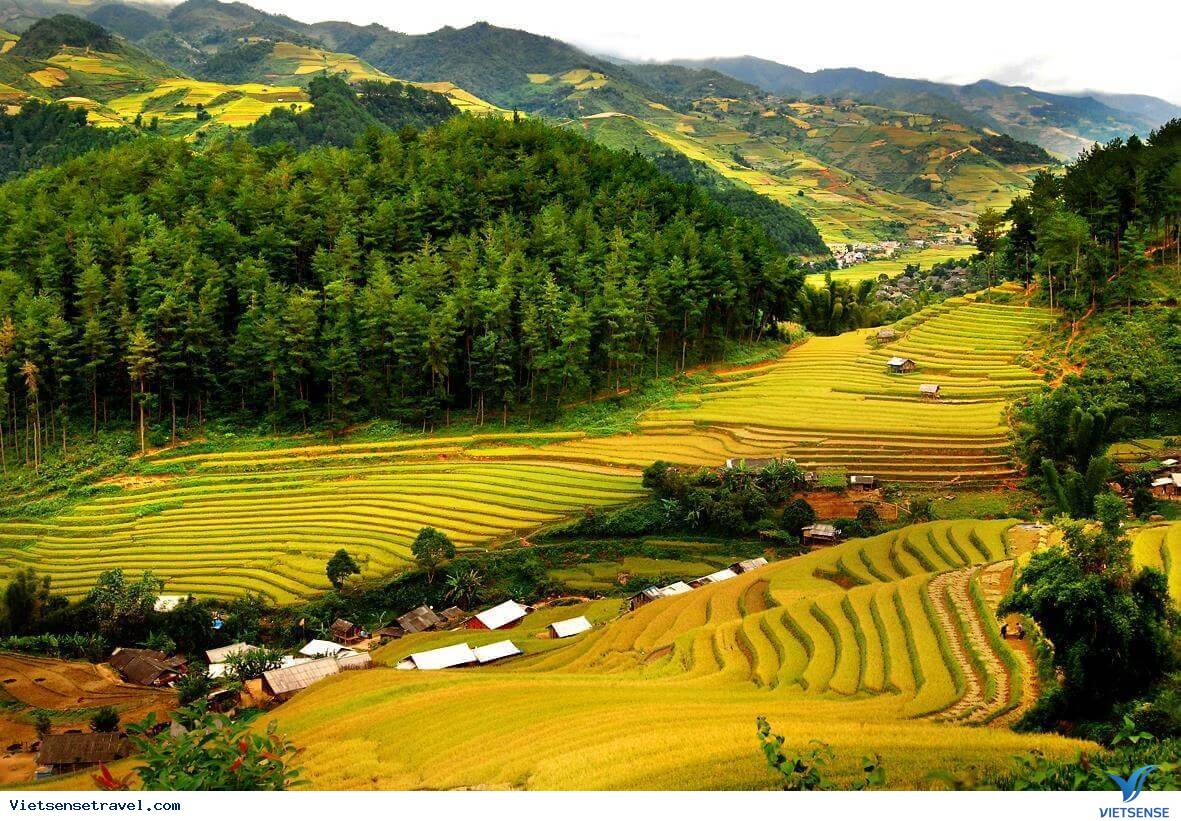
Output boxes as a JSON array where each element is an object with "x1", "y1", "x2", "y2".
[
  {"x1": 548, "y1": 615, "x2": 593, "y2": 638},
  {"x1": 396, "y1": 605, "x2": 445, "y2": 634},
  {"x1": 262, "y1": 657, "x2": 341, "y2": 701},
  {"x1": 886, "y1": 356, "x2": 916, "y2": 374},
  {"x1": 204, "y1": 642, "x2": 257, "y2": 665},
  {"x1": 474, "y1": 640, "x2": 522, "y2": 664},
  {"x1": 465, "y1": 600, "x2": 530, "y2": 630}
]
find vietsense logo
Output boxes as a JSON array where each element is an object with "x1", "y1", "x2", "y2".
[
  {"x1": 1098, "y1": 766, "x2": 1171, "y2": 819},
  {"x1": 1108, "y1": 766, "x2": 1159, "y2": 803}
]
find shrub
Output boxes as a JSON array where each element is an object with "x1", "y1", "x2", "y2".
[
  {"x1": 780, "y1": 498, "x2": 816, "y2": 535},
  {"x1": 90, "y1": 706, "x2": 120, "y2": 733},
  {"x1": 120, "y1": 708, "x2": 304, "y2": 791}
]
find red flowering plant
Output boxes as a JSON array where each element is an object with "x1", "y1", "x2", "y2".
[{"x1": 108, "y1": 707, "x2": 305, "y2": 791}]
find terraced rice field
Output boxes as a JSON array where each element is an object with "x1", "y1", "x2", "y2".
[
  {"x1": 0, "y1": 461, "x2": 643, "y2": 603},
  {"x1": 256, "y1": 520, "x2": 1085, "y2": 789},
  {"x1": 1132, "y1": 522, "x2": 1181, "y2": 603},
  {"x1": 518, "y1": 289, "x2": 1053, "y2": 486},
  {"x1": 0, "y1": 292, "x2": 1053, "y2": 601}
]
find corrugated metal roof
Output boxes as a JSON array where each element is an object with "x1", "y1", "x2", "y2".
[
  {"x1": 397, "y1": 605, "x2": 444, "y2": 633},
  {"x1": 205, "y1": 642, "x2": 257, "y2": 664},
  {"x1": 337, "y1": 652, "x2": 372, "y2": 671},
  {"x1": 919, "y1": 383, "x2": 940, "y2": 393},
  {"x1": 263, "y1": 657, "x2": 340, "y2": 696},
  {"x1": 474, "y1": 640, "x2": 522, "y2": 664},
  {"x1": 657, "y1": 581, "x2": 693, "y2": 596},
  {"x1": 470, "y1": 599, "x2": 529, "y2": 629},
  {"x1": 299, "y1": 639, "x2": 348, "y2": 658},
  {"x1": 409, "y1": 642, "x2": 477, "y2": 670},
  {"x1": 887, "y1": 356, "x2": 912, "y2": 366},
  {"x1": 732, "y1": 557, "x2": 769, "y2": 573},
  {"x1": 549, "y1": 616, "x2": 593, "y2": 638}
]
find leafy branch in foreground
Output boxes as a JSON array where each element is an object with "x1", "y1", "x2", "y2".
[
  {"x1": 755, "y1": 716, "x2": 886, "y2": 790},
  {"x1": 99, "y1": 708, "x2": 306, "y2": 791}
]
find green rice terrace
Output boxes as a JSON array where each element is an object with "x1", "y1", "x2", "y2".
[{"x1": 0, "y1": 288, "x2": 1056, "y2": 604}]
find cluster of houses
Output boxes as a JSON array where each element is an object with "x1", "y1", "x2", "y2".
[
  {"x1": 1150, "y1": 457, "x2": 1181, "y2": 498},
  {"x1": 875, "y1": 266, "x2": 972, "y2": 304},
  {"x1": 831, "y1": 241, "x2": 903, "y2": 268},
  {"x1": 628, "y1": 557, "x2": 768, "y2": 611},
  {"x1": 391, "y1": 599, "x2": 596, "y2": 672}
]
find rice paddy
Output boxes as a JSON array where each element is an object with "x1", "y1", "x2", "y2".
[
  {"x1": 0, "y1": 461, "x2": 643, "y2": 603},
  {"x1": 262, "y1": 520, "x2": 1089, "y2": 789},
  {"x1": 1132, "y1": 522, "x2": 1181, "y2": 603},
  {"x1": 807, "y1": 244, "x2": 977, "y2": 286},
  {"x1": 0, "y1": 292, "x2": 1054, "y2": 602}
]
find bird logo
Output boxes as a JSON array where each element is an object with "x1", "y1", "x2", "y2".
[{"x1": 1107, "y1": 765, "x2": 1158, "y2": 802}]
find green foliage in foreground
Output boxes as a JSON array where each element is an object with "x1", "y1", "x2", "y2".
[{"x1": 105, "y1": 709, "x2": 305, "y2": 791}]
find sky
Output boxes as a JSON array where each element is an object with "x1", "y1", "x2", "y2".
[{"x1": 242, "y1": 0, "x2": 1181, "y2": 104}]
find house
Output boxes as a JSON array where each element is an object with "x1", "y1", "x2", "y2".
[
  {"x1": 849, "y1": 474, "x2": 877, "y2": 491},
  {"x1": 36, "y1": 733, "x2": 131, "y2": 776},
  {"x1": 548, "y1": 615, "x2": 593, "y2": 638},
  {"x1": 803, "y1": 471, "x2": 820, "y2": 486},
  {"x1": 1152, "y1": 474, "x2": 1181, "y2": 497},
  {"x1": 298, "y1": 639, "x2": 351, "y2": 658},
  {"x1": 439, "y1": 606, "x2": 466, "y2": 627},
  {"x1": 689, "y1": 568, "x2": 738, "y2": 588},
  {"x1": 802, "y1": 523, "x2": 841, "y2": 545},
  {"x1": 1161, "y1": 458, "x2": 1178, "y2": 468},
  {"x1": 919, "y1": 383, "x2": 941, "y2": 400},
  {"x1": 466, "y1": 600, "x2": 530, "y2": 630},
  {"x1": 107, "y1": 648, "x2": 184, "y2": 687},
  {"x1": 205, "y1": 642, "x2": 257, "y2": 665},
  {"x1": 402, "y1": 642, "x2": 478, "y2": 671},
  {"x1": 375, "y1": 626, "x2": 405, "y2": 644},
  {"x1": 336, "y1": 651, "x2": 373, "y2": 671},
  {"x1": 656, "y1": 581, "x2": 693, "y2": 597},
  {"x1": 474, "y1": 640, "x2": 522, "y2": 664},
  {"x1": 876, "y1": 327, "x2": 897, "y2": 341},
  {"x1": 628, "y1": 587, "x2": 664, "y2": 611},
  {"x1": 329, "y1": 619, "x2": 362, "y2": 645},
  {"x1": 262, "y1": 657, "x2": 341, "y2": 701},
  {"x1": 396, "y1": 605, "x2": 444, "y2": 634},
  {"x1": 729, "y1": 557, "x2": 769, "y2": 574},
  {"x1": 886, "y1": 356, "x2": 917, "y2": 374}
]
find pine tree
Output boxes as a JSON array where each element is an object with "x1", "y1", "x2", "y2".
[{"x1": 125, "y1": 327, "x2": 156, "y2": 454}]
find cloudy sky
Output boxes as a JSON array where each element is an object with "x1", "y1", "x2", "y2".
[{"x1": 243, "y1": 0, "x2": 1181, "y2": 103}]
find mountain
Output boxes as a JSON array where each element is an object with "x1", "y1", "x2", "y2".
[{"x1": 675, "y1": 56, "x2": 1174, "y2": 158}]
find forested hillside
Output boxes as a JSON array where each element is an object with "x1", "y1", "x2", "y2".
[
  {"x1": 1000, "y1": 118, "x2": 1181, "y2": 312},
  {"x1": 0, "y1": 98, "x2": 130, "y2": 180},
  {"x1": 0, "y1": 115, "x2": 801, "y2": 459}
]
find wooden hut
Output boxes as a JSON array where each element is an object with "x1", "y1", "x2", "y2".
[
  {"x1": 396, "y1": 605, "x2": 444, "y2": 634},
  {"x1": 802, "y1": 523, "x2": 841, "y2": 546},
  {"x1": 848, "y1": 474, "x2": 877, "y2": 491},
  {"x1": 329, "y1": 619, "x2": 362, "y2": 645},
  {"x1": 876, "y1": 327, "x2": 897, "y2": 342},
  {"x1": 262, "y1": 657, "x2": 341, "y2": 701},
  {"x1": 107, "y1": 648, "x2": 184, "y2": 687},
  {"x1": 886, "y1": 356, "x2": 917, "y2": 374},
  {"x1": 36, "y1": 733, "x2": 130, "y2": 776},
  {"x1": 919, "y1": 383, "x2": 941, "y2": 400}
]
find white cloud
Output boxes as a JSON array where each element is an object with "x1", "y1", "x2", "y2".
[{"x1": 246, "y1": 0, "x2": 1181, "y2": 103}]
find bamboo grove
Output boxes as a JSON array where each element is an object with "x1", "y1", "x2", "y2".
[{"x1": 0, "y1": 115, "x2": 803, "y2": 464}]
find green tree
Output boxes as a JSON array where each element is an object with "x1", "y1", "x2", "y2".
[
  {"x1": 84, "y1": 569, "x2": 163, "y2": 642},
  {"x1": 224, "y1": 647, "x2": 284, "y2": 682},
  {"x1": 1000, "y1": 505, "x2": 1177, "y2": 725},
  {"x1": 89, "y1": 706, "x2": 120, "y2": 733},
  {"x1": 972, "y1": 207, "x2": 1004, "y2": 257},
  {"x1": 780, "y1": 498, "x2": 816, "y2": 535},
  {"x1": 325, "y1": 549, "x2": 361, "y2": 590},
  {"x1": 411, "y1": 527, "x2": 456, "y2": 584},
  {"x1": 125, "y1": 326, "x2": 156, "y2": 454}
]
